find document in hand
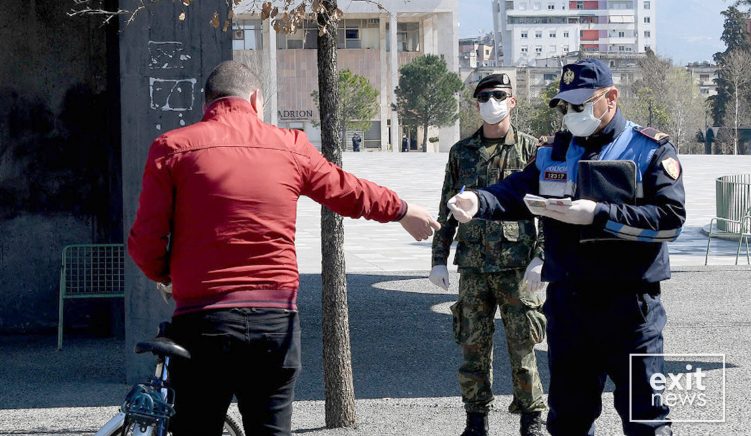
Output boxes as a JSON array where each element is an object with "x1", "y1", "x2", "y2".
[{"x1": 523, "y1": 194, "x2": 572, "y2": 215}]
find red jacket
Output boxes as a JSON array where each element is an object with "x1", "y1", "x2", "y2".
[{"x1": 128, "y1": 98, "x2": 406, "y2": 315}]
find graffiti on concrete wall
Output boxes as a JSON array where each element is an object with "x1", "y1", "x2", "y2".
[
  {"x1": 147, "y1": 41, "x2": 197, "y2": 132},
  {"x1": 149, "y1": 77, "x2": 197, "y2": 112},
  {"x1": 148, "y1": 41, "x2": 192, "y2": 70}
]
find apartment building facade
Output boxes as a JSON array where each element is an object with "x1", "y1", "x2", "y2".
[
  {"x1": 233, "y1": 0, "x2": 459, "y2": 152},
  {"x1": 493, "y1": 0, "x2": 657, "y2": 67},
  {"x1": 459, "y1": 36, "x2": 496, "y2": 68}
]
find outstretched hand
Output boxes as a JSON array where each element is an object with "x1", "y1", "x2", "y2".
[
  {"x1": 447, "y1": 191, "x2": 479, "y2": 223},
  {"x1": 400, "y1": 203, "x2": 441, "y2": 241}
]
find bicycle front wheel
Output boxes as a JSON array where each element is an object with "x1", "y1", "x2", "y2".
[
  {"x1": 102, "y1": 415, "x2": 244, "y2": 436},
  {"x1": 221, "y1": 415, "x2": 244, "y2": 436}
]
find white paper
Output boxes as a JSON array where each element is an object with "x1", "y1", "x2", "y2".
[{"x1": 523, "y1": 194, "x2": 572, "y2": 215}]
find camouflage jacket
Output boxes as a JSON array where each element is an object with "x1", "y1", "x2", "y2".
[{"x1": 432, "y1": 125, "x2": 543, "y2": 272}]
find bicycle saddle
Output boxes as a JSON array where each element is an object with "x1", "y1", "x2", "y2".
[{"x1": 135, "y1": 337, "x2": 191, "y2": 359}]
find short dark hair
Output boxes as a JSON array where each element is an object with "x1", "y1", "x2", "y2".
[{"x1": 204, "y1": 61, "x2": 258, "y2": 103}]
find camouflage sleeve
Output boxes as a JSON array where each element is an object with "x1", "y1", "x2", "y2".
[
  {"x1": 431, "y1": 149, "x2": 459, "y2": 267},
  {"x1": 520, "y1": 134, "x2": 545, "y2": 259},
  {"x1": 533, "y1": 218, "x2": 544, "y2": 260}
]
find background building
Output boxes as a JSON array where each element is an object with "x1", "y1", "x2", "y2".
[
  {"x1": 493, "y1": 0, "x2": 657, "y2": 67},
  {"x1": 459, "y1": 35, "x2": 497, "y2": 68},
  {"x1": 686, "y1": 62, "x2": 719, "y2": 98},
  {"x1": 234, "y1": 0, "x2": 459, "y2": 152}
]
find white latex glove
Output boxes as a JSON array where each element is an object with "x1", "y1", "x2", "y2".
[
  {"x1": 522, "y1": 257, "x2": 546, "y2": 295},
  {"x1": 428, "y1": 265, "x2": 450, "y2": 290},
  {"x1": 538, "y1": 199, "x2": 597, "y2": 225},
  {"x1": 447, "y1": 191, "x2": 479, "y2": 223},
  {"x1": 156, "y1": 282, "x2": 173, "y2": 304},
  {"x1": 399, "y1": 202, "x2": 442, "y2": 241}
]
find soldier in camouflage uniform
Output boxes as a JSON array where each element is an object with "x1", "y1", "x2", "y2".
[{"x1": 429, "y1": 74, "x2": 547, "y2": 436}]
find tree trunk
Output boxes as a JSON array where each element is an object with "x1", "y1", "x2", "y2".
[
  {"x1": 734, "y1": 84, "x2": 739, "y2": 155},
  {"x1": 422, "y1": 123, "x2": 429, "y2": 151},
  {"x1": 316, "y1": 0, "x2": 356, "y2": 428}
]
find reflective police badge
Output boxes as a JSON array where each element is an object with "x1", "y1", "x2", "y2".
[{"x1": 662, "y1": 157, "x2": 680, "y2": 180}]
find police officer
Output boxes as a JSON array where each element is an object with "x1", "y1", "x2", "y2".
[
  {"x1": 447, "y1": 59, "x2": 684, "y2": 436},
  {"x1": 352, "y1": 132, "x2": 362, "y2": 152},
  {"x1": 430, "y1": 73, "x2": 547, "y2": 436}
]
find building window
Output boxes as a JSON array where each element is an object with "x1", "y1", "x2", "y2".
[
  {"x1": 644, "y1": 1, "x2": 651, "y2": 9},
  {"x1": 619, "y1": 45, "x2": 625, "y2": 51},
  {"x1": 644, "y1": 30, "x2": 651, "y2": 38},
  {"x1": 396, "y1": 22, "x2": 420, "y2": 52},
  {"x1": 535, "y1": 45, "x2": 543, "y2": 55},
  {"x1": 521, "y1": 46, "x2": 529, "y2": 53},
  {"x1": 550, "y1": 31, "x2": 556, "y2": 38},
  {"x1": 644, "y1": 16, "x2": 651, "y2": 23},
  {"x1": 563, "y1": 44, "x2": 569, "y2": 52},
  {"x1": 700, "y1": 74, "x2": 710, "y2": 82},
  {"x1": 277, "y1": 27, "x2": 304, "y2": 49},
  {"x1": 336, "y1": 19, "x2": 380, "y2": 49},
  {"x1": 233, "y1": 20, "x2": 263, "y2": 51},
  {"x1": 521, "y1": 31, "x2": 529, "y2": 38},
  {"x1": 548, "y1": 3, "x2": 555, "y2": 10},
  {"x1": 563, "y1": 31, "x2": 569, "y2": 38},
  {"x1": 535, "y1": 31, "x2": 542, "y2": 38},
  {"x1": 576, "y1": 1, "x2": 584, "y2": 9},
  {"x1": 610, "y1": 1, "x2": 634, "y2": 9},
  {"x1": 645, "y1": 45, "x2": 651, "y2": 50}
]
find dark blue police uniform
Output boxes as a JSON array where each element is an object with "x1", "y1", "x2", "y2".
[{"x1": 473, "y1": 60, "x2": 685, "y2": 436}]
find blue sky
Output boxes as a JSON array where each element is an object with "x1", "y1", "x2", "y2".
[{"x1": 458, "y1": 0, "x2": 732, "y2": 65}]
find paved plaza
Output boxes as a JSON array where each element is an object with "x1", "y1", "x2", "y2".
[{"x1": 1, "y1": 153, "x2": 750, "y2": 436}]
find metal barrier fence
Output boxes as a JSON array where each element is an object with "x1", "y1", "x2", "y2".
[
  {"x1": 715, "y1": 174, "x2": 751, "y2": 233},
  {"x1": 57, "y1": 244, "x2": 125, "y2": 350}
]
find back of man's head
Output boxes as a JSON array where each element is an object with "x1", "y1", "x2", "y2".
[{"x1": 204, "y1": 61, "x2": 257, "y2": 104}]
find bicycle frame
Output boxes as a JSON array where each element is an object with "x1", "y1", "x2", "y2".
[{"x1": 95, "y1": 356, "x2": 174, "y2": 436}]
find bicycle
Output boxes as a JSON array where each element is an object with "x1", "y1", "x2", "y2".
[{"x1": 95, "y1": 322, "x2": 244, "y2": 436}]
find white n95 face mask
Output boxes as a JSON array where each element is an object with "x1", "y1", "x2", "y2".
[
  {"x1": 562, "y1": 95, "x2": 607, "y2": 137},
  {"x1": 479, "y1": 99, "x2": 509, "y2": 125}
]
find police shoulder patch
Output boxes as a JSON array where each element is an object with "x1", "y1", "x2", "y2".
[
  {"x1": 637, "y1": 127, "x2": 670, "y2": 145},
  {"x1": 661, "y1": 157, "x2": 681, "y2": 180}
]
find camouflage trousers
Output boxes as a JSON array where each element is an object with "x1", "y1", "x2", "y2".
[{"x1": 450, "y1": 270, "x2": 547, "y2": 414}]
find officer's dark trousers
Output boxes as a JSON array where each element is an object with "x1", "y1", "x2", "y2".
[
  {"x1": 169, "y1": 308, "x2": 301, "y2": 436},
  {"x1": 543, "y1": 282, "x2": 670, "y2": 436}
]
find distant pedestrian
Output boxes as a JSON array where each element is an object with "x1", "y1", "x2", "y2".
[
  {"x1": 402, "y1": 134, "x2": 409, "y2": 152},
  {"x1": 352, "y1": 132, "x2": 362, "y2": 152}
]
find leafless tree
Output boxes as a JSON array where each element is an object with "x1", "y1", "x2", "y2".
[{"x1": 719, "y1": 49, "x2": 751, "y2": 154}]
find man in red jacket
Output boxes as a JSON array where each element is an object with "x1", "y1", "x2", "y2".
[{"x1": 128, "y1": 61, "x2": 440, "y2": 436}]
